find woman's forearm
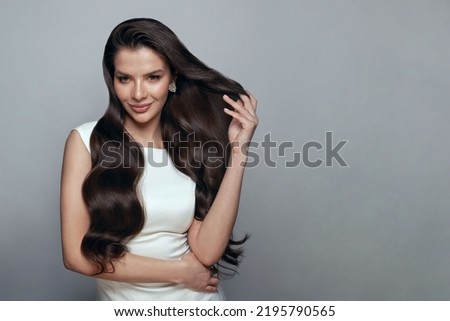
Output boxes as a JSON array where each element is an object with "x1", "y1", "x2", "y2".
[
  {"x1": 63, "y1": 247, "x2": 219, "y2": 293},
  {"x1": 189, "y1": 151, "x2": 247, "y2": 266},
  {"x1": 63, "y1": 246, "x2": 184, "y2": 284}
]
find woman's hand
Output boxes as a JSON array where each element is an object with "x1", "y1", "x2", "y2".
[
  {"x1": 179, "y1": 252, "x2": 219, "y2": 293},
  {"x1": 223, "y1": 92, "x2": 258, "y2": 157}
]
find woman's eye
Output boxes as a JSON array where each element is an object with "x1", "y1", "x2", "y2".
[
  {"x1": 148, "y1": 75, "x2": 161, "y2": 81},
  {"x1": 117, "y1": 76, "x2": 130, "y2": 83}
]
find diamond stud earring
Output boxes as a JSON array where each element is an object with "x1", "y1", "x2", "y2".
[{"x1": 168, "y1": 82, "x2": 177, "y2": 93}]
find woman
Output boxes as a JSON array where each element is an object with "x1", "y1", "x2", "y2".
[{"x1": 60, "y1": 18, "x2": 257, "y2": 300}]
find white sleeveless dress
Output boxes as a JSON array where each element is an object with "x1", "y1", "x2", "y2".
[{"x1": 75, "y1": 121, "x2": 225, "y2": 301}]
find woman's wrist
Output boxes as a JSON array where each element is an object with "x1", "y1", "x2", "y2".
[
  {"x1": 229, "y1": 144, "x2": 249, "y2": 168},
  {"x1": 170, "y1": 260, "x2": 185, "y2": 285}
]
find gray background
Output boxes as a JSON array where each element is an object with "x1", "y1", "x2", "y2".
[{"x1": 1, "y1": 0, "x2": 449, "y2": 300}]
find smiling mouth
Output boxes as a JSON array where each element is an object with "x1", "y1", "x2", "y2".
[{"x1": 129, "y1": 103, "x2": 152, "y2": 113}]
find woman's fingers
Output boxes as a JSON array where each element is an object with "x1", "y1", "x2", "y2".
[
  {"x1": 204, "y1": 276, "x2": 219, "y2": 292},
  {"x1": 223, "y1": 94, "x2": 245, "y2": 112},
  {"x1": 180, "y1": 252, "x2": 221, "y2": 292},
  {"x1": 223, "y1": 94, "x2": 257, "y2": 121},
  {"x1": 223, "y1": 107, "x2": 248, "y2": 124},
  {"x1": 240, "y1": 93, "x2": 257, "y2": 116},
  {"x1": 209, "y1": 276, "x2": 219, "y2": 286},
  {"x1": 223, "y1": 92, "x2": 258, "y2": 145},
  {"x1": 246, "y1": 91, "x2": 257, "y2": 109},
  {"x1": 206, "y1": 285, "x2": 218, "y2": 292}
]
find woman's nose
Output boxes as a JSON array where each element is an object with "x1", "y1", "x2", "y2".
[{"x1": 131, "y1": 81, "x2": 147, "y2": 100}]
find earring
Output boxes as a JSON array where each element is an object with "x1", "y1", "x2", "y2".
[{"x1": 168, "y1": 82, "x2": 177, "y2": 93}]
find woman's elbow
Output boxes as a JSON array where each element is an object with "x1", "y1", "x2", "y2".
[
  {"x1": 188, "y1": 236, "x2": 225, "y2": 266},
  {"x1": 194, "y1": 252, "x2": 222, "y2": 267},
  {"x1": 62, "y1": 253, "x2": 97, "y2": 276}
]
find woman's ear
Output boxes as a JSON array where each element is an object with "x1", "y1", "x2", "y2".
[{"x1": 172, "y1": 72, "x2": 178, "y2": 83}]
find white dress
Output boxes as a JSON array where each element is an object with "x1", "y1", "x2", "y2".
[{"x1": 75, "y1": 121, "x2": 225, "y2": 301}]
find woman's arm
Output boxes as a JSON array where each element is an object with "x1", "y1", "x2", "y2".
[
  {"x1": 60, "y1": 129, "x2": 218, "y2": 291},
  {"x1": 188, "y1": 93, "x2": 258, "y2": 266}
]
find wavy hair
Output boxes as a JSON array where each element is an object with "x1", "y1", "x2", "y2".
[{"x1": 81, "y1": 18, "x2": 249, "y2": 275}]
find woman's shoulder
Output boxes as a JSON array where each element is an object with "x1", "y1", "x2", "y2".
[
  {"x1": 74, "y1": 120, "x2": 98, "y2": 133},
  {"x1": 72, "y1": 121, "x2": 98, "y2": 153}
]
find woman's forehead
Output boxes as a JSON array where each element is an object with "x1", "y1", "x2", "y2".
[{"x1": 114, "y1": 47, "x2": 169, "y2": 73}]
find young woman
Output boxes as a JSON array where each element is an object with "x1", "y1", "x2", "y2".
[{"x1": 60, "y1": 18, "x2": 257, "y2": 300}]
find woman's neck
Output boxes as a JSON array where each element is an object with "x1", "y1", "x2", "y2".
[{"x1": 123, "y1": 117, "x2": 163, "y2": 149}]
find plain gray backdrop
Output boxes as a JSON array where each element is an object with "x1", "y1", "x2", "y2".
[{"x1": 1, "y1": 0, "x2": 449, "y2": 300}]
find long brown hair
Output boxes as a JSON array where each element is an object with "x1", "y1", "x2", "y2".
[{"x1": 81, "y1": 18, "x2": 248, "y2": 275}]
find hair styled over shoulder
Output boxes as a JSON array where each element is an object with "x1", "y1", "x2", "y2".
[{"x1": 81, "y1": 18, "x2": 249, "y2": 275}]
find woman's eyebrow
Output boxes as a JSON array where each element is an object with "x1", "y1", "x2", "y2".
[
  {"x1": 114, "y1": 69, "x2": 164, "y2": 76},
  {"x1": 147, "y1": 69, "x2": 163, "y2": 74}
]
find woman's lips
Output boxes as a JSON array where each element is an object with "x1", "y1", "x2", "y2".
[{"x1": 129, "y1": 103, "x2": 152, "y2": 113}]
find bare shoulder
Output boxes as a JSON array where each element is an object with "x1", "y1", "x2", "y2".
[
  {"x1": 63, "y1": 130, "x2": 91, "y2": 169},
  {"x1": 65, "y1": 129, "x2": 89, "y2": 154},
  {"x1": 61, "y1": 130, "x2": 92, "y2": 194}
]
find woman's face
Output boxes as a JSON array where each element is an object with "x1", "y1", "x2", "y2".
[{"x1": 113, "y1": 47, "x2": 173, "y2": 128}]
